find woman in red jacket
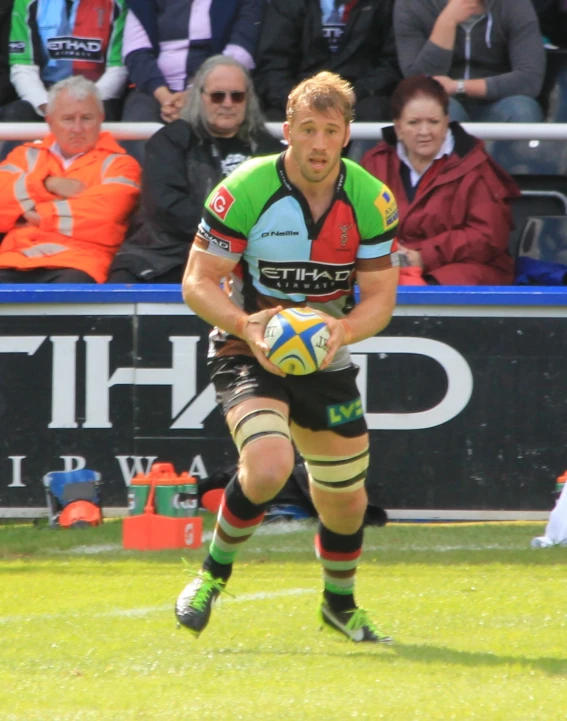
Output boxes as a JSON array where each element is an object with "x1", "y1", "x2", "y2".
[{"x1": 361, "y1": 75, "x2": 520, "y2": 285}]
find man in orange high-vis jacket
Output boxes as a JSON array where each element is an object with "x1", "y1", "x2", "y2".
[{"x1": 0, "y1": 75, "x2": 141, "y2": 283}]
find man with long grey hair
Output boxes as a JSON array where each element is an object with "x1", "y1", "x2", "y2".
[{"x1": 108, "y1": 56, "x2": 282, "y2": 284}]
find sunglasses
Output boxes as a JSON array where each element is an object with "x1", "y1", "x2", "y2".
[{"x1": 202, "y1": 90, "x2": 247, "y2": 104}]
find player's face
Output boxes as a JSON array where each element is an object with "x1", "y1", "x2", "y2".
[
  {"x1": 394, "y1": 95, "x2": 449, "y2": 165},
  {"x1": 47, "y1": 90, "x2": 103, "y2": 158},
  {"x1": 201, "y1": 66, "x2": 248, "y2": 138},
  {"x1": 284, "y1": 106, "x2": 350, "y2": 185}
]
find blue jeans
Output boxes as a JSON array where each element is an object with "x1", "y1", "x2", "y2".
[{"x1": 449, "y1": 95, "x2": 544, "y2": 123}]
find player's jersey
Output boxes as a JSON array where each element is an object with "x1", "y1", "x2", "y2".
[
  {"x1": 9, "y1": 0, "x2": 126, "y2": 83},
  {"x1": 195, "y1": 152, "x2": 399, "y2": 368}
]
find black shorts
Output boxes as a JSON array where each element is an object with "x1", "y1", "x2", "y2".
[{"x1": 209, "y1": 355, "x2": 367, "y2": 438}]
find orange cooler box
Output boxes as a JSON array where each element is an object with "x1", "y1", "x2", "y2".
[
  {"x1": 122, "y1": 462, "x2": 203, "y2": 550},
  {"x1": 123, "y1": 514, "x2": 202, "y2": 550}
]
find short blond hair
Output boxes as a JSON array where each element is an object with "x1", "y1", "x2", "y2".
[{"x1": 286, "y1": 71, "x2": 354, "y2": 125}]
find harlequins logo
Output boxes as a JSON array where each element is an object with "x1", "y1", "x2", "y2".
[{"x1": 338, "y1": 223, "x2": 353, "y2": 248}]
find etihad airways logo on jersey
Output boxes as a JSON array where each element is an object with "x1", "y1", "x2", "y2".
[
  {"x1": 258, "y1": 260, "x2": 354, "y2": 295},
  {"x1": 9, "y1": 41, "x2": 26, "y2": 54},
  {"x1": 208, "y1": 186, "x2": 236, "y2": 221},
  {"x1": 47, "y1": 36, "x2": 103, "y2": 61}
]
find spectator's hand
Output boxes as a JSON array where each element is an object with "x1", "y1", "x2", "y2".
[
  {"x1": 443, "y1": 0, "x2": 484, "y2": 25},
  {"x1": 22, "y1": 209, "x2": 41, "y2": 226},
  {"x1": 160, "y1": 92, "x2": 186, "y2": 122},
  {"x1": 433, "y1": 76, "x2": 459, "y2": 95},
  {"x1": 44, "y1": 176, "x2": 87, "y2": 198},
  {"x1": 398, "y1": 244, "x2": 423, "y2": 268},
  {"x1": 239, "y1": 306, "x2": 287, "y2": 376},
  {"x1": 160, "y1": 100, "x2": 179, "y2": 123},
  {"x1": 172, "y1": 91, "x2": 188, "y2": 111},
  {"x1": 154, "y1": 86, "x2": 183, "y2": 123}
]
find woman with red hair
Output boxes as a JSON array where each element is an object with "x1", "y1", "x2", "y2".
[{"x1": 361, "y1": 75, "x2": 520, "y2": 285}]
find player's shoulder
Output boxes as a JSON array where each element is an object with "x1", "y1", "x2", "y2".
[
  {"x1": 342, "y1": 157, "x2": 387, "y2": 192},
  {"x1": 342, "y1": 158, "x2": 394, "y2": 207},
  {"x1": 225, "y1": 153, "x2": 280, "y2": 187},
  {"x1": 342, "y1": 159, "x2": 398, "y2": 230}
]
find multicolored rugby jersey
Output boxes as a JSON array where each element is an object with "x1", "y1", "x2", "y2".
[
  {"x1": 195, "y1": 152, "x2": 399, "y2": 368},
  {"x1": 9, "y1": 0, "x2": 125, "y2": 84}
]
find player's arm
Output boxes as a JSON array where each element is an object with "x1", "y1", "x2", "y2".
[
  {"x1": 182, "y1": 245, "x2": 285, "y2": 376},
  {"x1": 343, "y1": 266, "x2": 399, "y2": 341},
  {"x1": 318, "y1": 266, "x2": 399, "y2": 371}
]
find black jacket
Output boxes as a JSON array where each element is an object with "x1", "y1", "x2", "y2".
[
  {"x1": 254, "y1": 0, "x2": 400, "y2": 113},
  {"x1": 0, "y1": 0, "x2": 16, "y2": 106},
  {"x1": 110, "y1": 120, "x2": 282, "y2": 279}
]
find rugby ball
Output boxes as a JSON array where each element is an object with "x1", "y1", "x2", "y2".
[{"x1": 264, "y1": 307, "x2": 330, "y2": 375}]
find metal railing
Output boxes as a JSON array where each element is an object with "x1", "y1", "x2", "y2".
[{"x1": 0, "y1": 121, "x2": 567, "y2": 141}]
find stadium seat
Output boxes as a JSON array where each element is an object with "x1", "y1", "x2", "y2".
[
  {"x1": 514, "y1": 215, "x2": 567, "y2": 285},
  {"x1": 507, "y1": 176, "x2": 567, "y2": 256},
  {"x1": 346, "y1": 138, "x2": 378, "y2": 164},
  {"x1": 516, "y1": 215, "x2": 567, "y2": 263},
  {"x1": 487, "y1": 138, "x2": 567, "y2": 176}
]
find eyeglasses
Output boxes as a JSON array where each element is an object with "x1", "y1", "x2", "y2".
[{"x1": 201, "y1": 90, "x2": 247, "y2": 104}]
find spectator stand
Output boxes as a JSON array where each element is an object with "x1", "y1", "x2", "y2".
[{"x1": 0, "y1": 120, "x2": 566, "y2": 267}]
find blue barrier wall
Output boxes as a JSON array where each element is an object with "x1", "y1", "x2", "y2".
[{"x1": 1, "y1": 285, "x2": 565, "y2": 519}]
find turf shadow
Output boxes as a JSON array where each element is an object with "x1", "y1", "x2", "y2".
[{"x1": 392, "y1": 642, "x2": 567, "y2": 676}]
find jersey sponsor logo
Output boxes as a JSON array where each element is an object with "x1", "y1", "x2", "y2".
[
  {"x1": 260, "y1": 231, "x2": 300, "y2": 237},
  {"x1": 47, "y1": 36, "x2": 103, "y2": 61},
  {"x1": 9, "y1": 41, "x2": 26, "y2": 54},
  {"x1": 258, "y1": 259, "x2": 354, "y2": 295},
  {"x1": 326, "y1": 398, "x2": 364, "y2": 427},
  {"x1": 208, "y1": 186, "x2": 236, "y2": 220},
  {"x1": 198, "y1": 227, "x2": 232, "y2": 252},
  {"x1": 374, "y1": 188, "x2": 399, "y2": 227}
]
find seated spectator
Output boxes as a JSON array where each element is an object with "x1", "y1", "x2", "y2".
[
  {"x1": 254, "y1": 0, "x2": 400, "y2": 121},
  {"x1": 107, "y1": 55, "x2": 282, "y2": 284},
  {"x1": 393, "y1": 0, "x2": 545, "y2": 123},
  {"x1": 0, "y1": 76, "x2": 140, "y2": 284},
  {"x1": 121, "y1": 0, "x2": 263, "y2": 124},
  {"x1": 3, "y1": 0, "x2": 128, "y2": 123},
  {"x1": 361, "y1": 75, "x2": 520, "y2": 285}
]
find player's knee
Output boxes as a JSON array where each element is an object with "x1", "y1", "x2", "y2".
[
  {"x1": 239, "y1": 452, "x2": 294, "y2": 504},
  {"x1": 304, "y1": 447, "x2": 369, "y2": 494}
]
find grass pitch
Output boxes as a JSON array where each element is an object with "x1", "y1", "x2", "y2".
[{"x1": 1, "y1": 517, "x2": 566, "y2": 721}]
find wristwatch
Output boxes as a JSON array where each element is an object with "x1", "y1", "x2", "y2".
[{"x1": 456, "y1": 79, "x2": 466, "y2": 97}]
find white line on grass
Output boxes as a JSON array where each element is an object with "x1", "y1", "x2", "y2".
[
  {"x1": 50, "y1": 539, "x2": 534, "y2": 557},
  {"x1": 0, "y1": 588, "x2": 317, "y2": 625}
]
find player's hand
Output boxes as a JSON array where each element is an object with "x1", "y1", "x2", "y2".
[
  {"x1": 442, "y1": 0, "x2": 484, "y2": 25},
  {"x1": 44, "y1": 177, "x2": 87, "y2": 198},
  {"x1": 309, "y1": 309, "x2": 348, "y2": 371},
  {"x1": 238, "y1": 306, "x2": 287, "y2": 377}
]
